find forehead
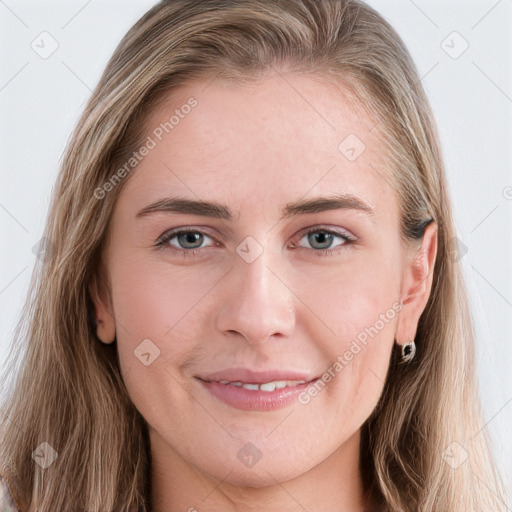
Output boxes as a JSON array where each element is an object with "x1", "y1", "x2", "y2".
[{"x1": 117, "y1": 71, "x2": 396, "y2": 221}]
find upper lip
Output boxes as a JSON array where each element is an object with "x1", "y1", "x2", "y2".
[{"x1": 198, "y1": 368, "x2": 319, "y2": 384}]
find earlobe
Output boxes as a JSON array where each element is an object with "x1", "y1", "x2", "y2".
[
  {"x1": 395, "y1": 222, "x2": 438, "y2": 345},
  {"x1": 90, "y1": 275, "x2": 116, "y2": 345}
]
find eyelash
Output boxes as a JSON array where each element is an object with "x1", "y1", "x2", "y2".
[{"x1": 155, "y1": 226, "x2": 356, "y2": 259}]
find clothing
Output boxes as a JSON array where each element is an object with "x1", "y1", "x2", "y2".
[{"x1": 0, "y1": 474, "x2": 21, "y2": 511}]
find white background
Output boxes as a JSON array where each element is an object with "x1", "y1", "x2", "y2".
[{"x1": 1, "y1": 0, "x2": 511, "y2": 501}]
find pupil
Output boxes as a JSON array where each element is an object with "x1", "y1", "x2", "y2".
[
  {"x1": 179, "y1": 232, "x2": 202, "y2": 248},
  {"x1": 309, "y1": 232, "x2": 333, "y2": 249}
]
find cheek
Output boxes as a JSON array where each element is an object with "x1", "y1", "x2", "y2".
[
  {"x1": 293, "y1": 249, "x2": 400, "y2": 421},
  {"x1": 292, "y1": 244, "x2": 402, "y2": 339},
  {"x1": 107, "y1": 254, "x2": 225, "y2": 405},
  {"x1": 319, "y1": 343, "x2": 390, "y2": 437},
  {"x1": 108, "y1": 251, "x2": 225, "y2": 342}
]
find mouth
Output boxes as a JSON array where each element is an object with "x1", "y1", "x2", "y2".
[
  {"x1": 196, "y1": 371, "x2": 320, "y2": 411},
  {"x1": 199, "y1": 378, "x2": 314, "y2": 392}
]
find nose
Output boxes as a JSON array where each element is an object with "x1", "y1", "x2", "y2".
[{"x1": 215, "y1": 247, "x2": 296, "y2": 345}]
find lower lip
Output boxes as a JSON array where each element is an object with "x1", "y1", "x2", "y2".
[{"x1": 198, "y1": 378, "x2": 318, "y2": 411}]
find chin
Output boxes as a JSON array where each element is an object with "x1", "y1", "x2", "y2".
[
  {"x1": 202, "y1": 458, "x2": 310, "y2": 488},
  {"x1": 188, "y1": 436, "x2": 322, "y2": 487}
]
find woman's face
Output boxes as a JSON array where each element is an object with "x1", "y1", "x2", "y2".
[{"x1": 95, "y1": 72, "x2": 435, "y2": 487}]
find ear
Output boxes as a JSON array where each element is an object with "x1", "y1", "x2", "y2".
[
  {"x1": 395, "y1": 222, "x2": 438, "y2": 345},
  {"x1": 90, "y1": 272, "x2": 116, "y2": 345}
]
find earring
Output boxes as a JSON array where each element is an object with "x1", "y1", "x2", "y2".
[{"x1": 401, "y1": 340, "x2": 416, "y2": 363}]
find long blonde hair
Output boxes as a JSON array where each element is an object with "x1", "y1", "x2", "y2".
[{"x1": 0, "y1": 0, "x2": 507, "y2": 510}]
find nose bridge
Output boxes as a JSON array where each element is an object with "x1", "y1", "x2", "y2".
[{"x1": 216, "y1": 244, "x2": 295, "y2": 343}]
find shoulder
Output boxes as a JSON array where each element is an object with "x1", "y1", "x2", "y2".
[{"x1": 0, "y1": 473, "x2": 22, "y2": 511}]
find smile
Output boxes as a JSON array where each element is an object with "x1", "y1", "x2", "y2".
[
  {"x1": 198, "y1": 376, "x2": 319, "y2": 411},
  {"x1": 205, "y1": 379, "x2": 308, "y2": 392}
]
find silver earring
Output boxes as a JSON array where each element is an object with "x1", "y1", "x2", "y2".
[{"x1": 401, "y1": 340, "x2": 416, "y2": 363}]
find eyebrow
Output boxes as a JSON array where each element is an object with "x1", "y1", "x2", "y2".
[{"x1": 136, "y1": 194, "x2": 375, "y2": 221}]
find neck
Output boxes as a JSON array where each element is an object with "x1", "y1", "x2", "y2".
[{"x1": 149, "y1": 428, "x2": 380, "y2": 512}]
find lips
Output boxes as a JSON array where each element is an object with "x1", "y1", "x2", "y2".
[
  {"x1": 199, "y1": 368, "x2": 317, "y2": 385},
  {"x1": 196, "y1": 368, "x2": 320, "y2": 410}
]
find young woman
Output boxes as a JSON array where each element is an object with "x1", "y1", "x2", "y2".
[{"x1": 0, "y1": 0, "x2": 508, "y2": 510}]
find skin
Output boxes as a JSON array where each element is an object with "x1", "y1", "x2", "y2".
[{"x1": 93, "y1": 70, "x2": 437, "y2": 512}]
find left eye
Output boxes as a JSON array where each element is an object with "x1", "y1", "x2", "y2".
[{"x1": 297, "y1": 229, "x2": 352, "y2": 250}]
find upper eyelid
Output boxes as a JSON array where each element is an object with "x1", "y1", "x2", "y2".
[{"x1": 301, "y1": 225, "x2": 355, "y2": 240}]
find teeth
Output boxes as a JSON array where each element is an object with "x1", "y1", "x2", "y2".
[
  {"x1": 217, "y1": 379, "x2": 307, "y2": 391},
  {"x1": 259, "y1": 382, "x2": 276, "y2": 392},
  {"x1": 242, "y1": 383, "x2": 259, "y2": 390}
]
